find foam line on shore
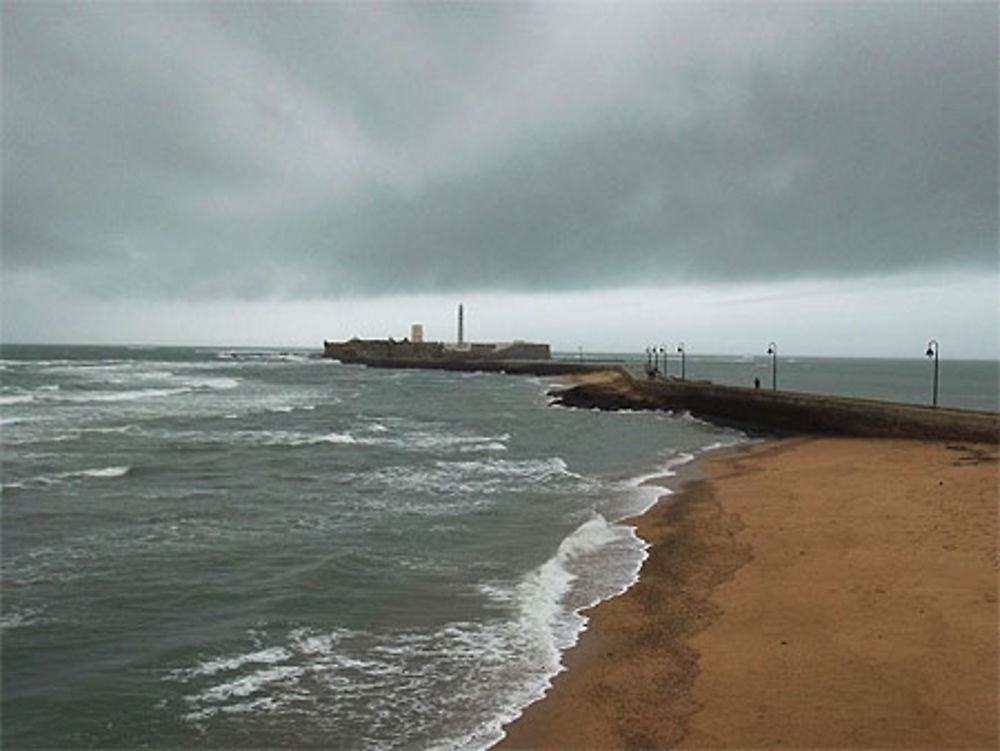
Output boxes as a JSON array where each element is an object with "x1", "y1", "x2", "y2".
[{"x1": 480, "y1": 438, "x2": 752, "y2": 750}]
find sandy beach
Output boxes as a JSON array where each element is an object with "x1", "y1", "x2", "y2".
[{"x1": 498, "y1": 437, "x2": 998, "y2": 749}]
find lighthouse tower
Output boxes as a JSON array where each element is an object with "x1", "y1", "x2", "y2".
[{"x1": 457, "y1": 304, "x2": 465, "y2": 346}]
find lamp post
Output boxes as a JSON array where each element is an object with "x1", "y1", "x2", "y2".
[
  {"x1": 925, "y1": 339, "x2": 939, "y2": 407},
  {"x1": 766, "y1": 342, "x2": 777, "y2": 391},
  {"x1": 652, "y1": 346, "x2": 660, "y2": 373},
  {"x1": 645, "y1": 347, "x2": 652, "y2": 371},
  {"x1": 677, "y1": 342, "x2": 686, "y2": 381},
  {"x1": 659, "y1": 346, "x2": 667, "y2": 377}
]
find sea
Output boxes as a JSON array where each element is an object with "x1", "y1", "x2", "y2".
[{"x1": 1, "y1": 345, "x2": 996, "y2": 750}]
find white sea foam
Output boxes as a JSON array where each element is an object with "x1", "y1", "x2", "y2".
[
  {"x1": 195, "y1": 429, "x2": 359, "y2": 447},
  {"x1": 270, "y1": 430, "x2": 357, "y2": 446},
  {"x1": 701, "y1": 436, "x2": 751, "y2": 452},
  {"x1": 460, "y1": 512, "x2": 650, "y2": 751},
  {"x1": 55, "y1": 387, "x2": 190, "y2": 403},
  {"x1": 515, "y1": 536, "x2": 580, "y2": 644},
  {"x1": 179, "y1": 646, "x2": 294, "y2": 679},
  {"x1": 79, "y1": 424, "x2": 141, "y2": 435},
  {"x1": 0, "y1": 394, "x2": 35, "y2": 406},
  {"x1": 3, "y1": 465, "x2": 130, "y2": 491},
  {"x1": 310, "y1": 432, "x2": 358, "y2": 445},
  {"x1": 354, "y1": 456, "x2": 588, "y2": 501},
  {"x1": 352, "y1": 416, "x2": 510, "y2": 451},
  {"x1": 174, "y1": 619, "x2": 554, "y2": 746},
  {"x1": 212, "y1": 350, "x2": 310, "y2": 363},
  {"x1": 182, "y1": 376, "x2": 240, "y2": 391},
  {"x1": 1, "y1": 430, "x2": 82, "y2": 447},
  {"x1": 193, "y1": 665, "x2": 305, "y2": 704},
  {"x1": 628, "y1": 451, "x2": 695, "y2": 488},
  {"x1": 517, "y1": 513, "x2": 644, "y2": 636},
  {"x1": 618, "y1": 438, "x2": 751, "y2": 519},
  {"x1": 80, "y1": 465, "x2": 130, "y2": 479},
  {"x1": 366, "y1": 430, "x2": 510, "y2": 453},
  {"x1": 0, "y1": 606, "x2": 46, "y2": 630},
  {"x1": 0, "y1": 544, "x2": 95, "y2": 585},
  {"x1": 173, "y1": 631, "x2": 354, "y2": 723},
  {"x1": 217, "y1": 695, "x2": 286, "y2": 716},
  {"x1": 168, "y1": 511, "x2": 642, "y2": 749},
  {"x1": 6, "y1": 363, "x2": 240, "y2": 407},
  {"x1": 290, "y1": 629, "x2": 348, "y2": 657}
]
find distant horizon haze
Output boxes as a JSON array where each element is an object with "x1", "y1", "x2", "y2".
[
  {"x1": 3, "y1": 270, "x2": 996, "y2": 360},
  {"x1": 2, "y1": 344, "x2": 996, "y2": 365}
]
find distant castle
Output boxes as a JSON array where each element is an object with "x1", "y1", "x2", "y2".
[{"x1": 323, "y1": 304, "x2": 551, "y2": 364}]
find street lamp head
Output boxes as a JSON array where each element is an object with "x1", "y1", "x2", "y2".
[
  {"x1": 925, "y1": 347, "x2": 933, "y2": 358},
  {"x1": 677, "y1": 342, "x2": 685, "y2": 353}
]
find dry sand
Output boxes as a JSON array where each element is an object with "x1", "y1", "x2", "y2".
[{"x1": 497, "y1": 437, "x2": 998, "y2": 749}]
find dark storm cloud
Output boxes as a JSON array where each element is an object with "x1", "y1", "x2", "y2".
[{"x1": 3, "y1": 2, "x2": 996, "y2": 299}]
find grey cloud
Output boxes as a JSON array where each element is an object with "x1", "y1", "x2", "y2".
[{"x1": 2, "y1": 2, "x2": 996, "y2": 301}]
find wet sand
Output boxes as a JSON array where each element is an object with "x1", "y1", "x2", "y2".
[{"x1": 497, "y1": 437, "x2": 998, "y2": 749}]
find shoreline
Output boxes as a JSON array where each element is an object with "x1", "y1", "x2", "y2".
[
  {"x1": 495, "y1": 438, "x2": 765, "y2": 749},
  {"x1": 479, "y1": 437, "x2": 749, "y2": 750},
  {"x1": 496, "y1": 437, "x2": 999, "y2": 749}
]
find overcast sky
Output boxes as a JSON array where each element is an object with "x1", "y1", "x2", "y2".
[{"x1": 2, "y1": 1, "x2": 997, "y2": 357}]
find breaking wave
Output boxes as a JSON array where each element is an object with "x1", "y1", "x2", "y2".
[{"x1": 3, "y1": 465, "x2": 130, "y2": 492}]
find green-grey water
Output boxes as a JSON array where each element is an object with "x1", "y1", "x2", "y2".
[
  {"x1": 1, "y1": 345, "x2": 995, "y2": 749},
  {"x1": 2, "y1": 345, "x2": 743, "y2": 749}
]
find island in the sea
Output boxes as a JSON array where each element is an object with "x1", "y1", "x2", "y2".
[{"x1": 323, "y1": 304, "x2": 551, "y2": 365}]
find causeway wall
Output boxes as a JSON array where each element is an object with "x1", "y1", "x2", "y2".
[{"x1": 553, "y1": 368, "x2": 999, "y2": 444}]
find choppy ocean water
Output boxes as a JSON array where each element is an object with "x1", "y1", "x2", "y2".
[{"x1": 1, "y1": 345, "x2": 744, "y2": 750}]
